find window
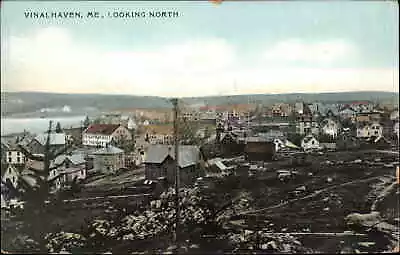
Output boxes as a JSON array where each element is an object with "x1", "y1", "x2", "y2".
[
  {"x1": 8, "y1": 152, "x2": 11, "y2": 156},
  {"x1": 81, "y1": 170, "x2": 84, "y2": 175},
  {"x1": 8, "y1": 158, "x2": 11, "y2": 163},
  {"x1": 17, "y1": 157, "x2": 21, "y2": 163},
  {"x1": 12, "y1": 176, "x2": 15, "y2": 183},
  {"x1": 17, "y1": 152, "x2": 20, "y2": 156}
]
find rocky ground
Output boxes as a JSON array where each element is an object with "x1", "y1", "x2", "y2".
[
  {"x1": 1, "y1": 150, "x2": 399, "y2": 253},
  {"x1": 217, "y1": 150, "x2": 399, "y2": 253}
]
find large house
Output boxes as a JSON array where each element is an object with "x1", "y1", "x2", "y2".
[
  {"x1": 296, "y1": 120, "x2": 319, "y2": 136},
  {"x1": 92, "y1": 145, "x2": 125, "y2": 174},
  {"x1": 144, "y1": 145, "x2": 202, "y2": 186},
  {"x1": 1, "y1": 139, "x2": 26, "y2": 166},
  {"x1": 356, "y1": 122, "x2": 383, "y2": 138},
  {"x1": 26, "y1": 132, "x2": 67, "y2": 155},
  {"x1": 82, "y1": 124, "x2": 132, "y2": 147},
  {"x1": 54, "y1": 154, "x2": 87, "y2": 183},
  {"x1": 320, "y1": 118, "x2": 340, "y2": 138}
]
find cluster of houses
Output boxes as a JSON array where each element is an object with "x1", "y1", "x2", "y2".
[
  {"x1": 1, "y1": 100, "x2": 399, "y2": 206},
  {"x1": 139, "y1": 101, "x2": 399, "y2": 187},
  {"x1": 0, "y1": 121, "x2": 141, "y2": 206}
]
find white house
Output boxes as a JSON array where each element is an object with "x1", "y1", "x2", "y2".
[
  {"x1": 339, "y1": 108, "x2": 356, "y2": 120},
  {"x1": 320, "y1": 118, "x2": 340, "y2": 138},
  {"x1": 273, "y1": 138, "x2": 285, "y2": 152},
  {"x1": 296, "y1": 121, "x2": 319, "y2": 136},
  {"x1": 3, "y1": 143, "x2": 26, "y2": 165},
  {"x1": 147, "y1": 134, "x2": 174, "y2": 145},
  {"x1": 82, "y1": 124, "x2": 132, "y2": 147},
  {"x1": 127, "y1": 118, "x2": 137, "y2": 130},
  {"x1": 394, "y1": 122, "x2": 399, "y2": 139},
  {"x1": 2, "y1": 165, "x2": 20, "y2": 189},
  {"x1": 390, "y1": 110, "x2": 399, "y2": 121},
  {"x1": 295, "y1": 102, "x2": 304, "y2": 115},
  {"x1": 301, "y1": 135, "x2": 320, "y2": 151},
  {"x1": 357, "y1": 122, "x2": 383, "y2": 138}
]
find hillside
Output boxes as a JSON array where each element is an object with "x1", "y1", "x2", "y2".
[{"x1": 1, "y1": 91, "x2": 398, "y2": 117}]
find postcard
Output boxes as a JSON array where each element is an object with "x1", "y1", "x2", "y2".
[{"x1": 1, "y1": 1, "x2": 399, "y2": 254}]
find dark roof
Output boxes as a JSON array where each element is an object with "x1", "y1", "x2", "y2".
[
  {"x1": 144, "y1": 145, "x2": 200, "y2": 168},
  {"x1": 84, "y1": 124, "x2": 120, "y2": 135}
]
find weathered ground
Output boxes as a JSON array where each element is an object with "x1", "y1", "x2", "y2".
[
  {"x1": 217, "y1": 150, "x2": 399, "y2": 253},
  {"x1": 1, "y1": 150, "x2": 399, "y2": 253}
]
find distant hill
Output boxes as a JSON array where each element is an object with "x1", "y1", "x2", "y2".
[{"x1": 1, "y1": 91, "x2": 398, "y2": 117}]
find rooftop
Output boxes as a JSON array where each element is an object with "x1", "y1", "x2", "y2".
[
  {"x1": 93, "y1": 145, "x2": 124, "y2": 155},
  {"x1": 144, "y1": 145, "x2": 200, "y2": 168},
  {"x1": 84, "y1": 124, "x2": 121, "y2": 135},
  {"x1": 34, "y1": 133, "x2": 66, "y2": 146}
]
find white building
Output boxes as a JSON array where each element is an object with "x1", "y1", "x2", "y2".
[
  {"x1": 295, "y1": 102, "x2": 304, "y2": 115},
  {"x1": 127, "y1": 118, "x2": 137, "y2": 130},
  {"x1": 301, "y1": 135, "x2": 320, "y2": 151},
  {"x1": 390, "y1": 110, "x2": 399, "y2": 121},
  {"x1": 2, "y1": 165, "x2": 20, "y2": 189},
  {"x1": 82, "y1": 124, "x2": 132, "y2": 147},
  {"x1": 3, "y1": 142, "x2": 26, "y2": 165},
  {"x1": 356, "y1": 122, "x2": 383, "y2": 138},
  {"x1": 320, "y1": 118, "x2": 340, "y2": 138},
  {"x1": 296, "y1": 121, "x2": 319, "y2": 136}
]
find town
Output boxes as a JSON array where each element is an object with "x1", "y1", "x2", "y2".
[{"x1": 1, "y1": 99, "x2": 399, "y2": 253}]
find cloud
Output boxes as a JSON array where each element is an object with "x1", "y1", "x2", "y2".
[
  {"x1": 263, "y1": 39, "x2": 357, "y2": 65},
  {"x1": 1, "y1": 27, "x2": 397, "y2": 97}
]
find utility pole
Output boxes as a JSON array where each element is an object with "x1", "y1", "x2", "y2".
[
  {"x1": 44, "y1": 121, "x2": 53, "y2": 178},
  {"x1": 171, "y1": 98, "x2": 180, "y2": 250}
]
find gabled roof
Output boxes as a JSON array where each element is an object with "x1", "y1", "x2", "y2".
[
  {"x1": 54, "y1": 154, "x2": 86, "y2": 165},
  {"x1": 84, "y1": 124, "x2": 121, "y2": 135},
  {"x1": 144, "y1": 145, "x2": 200, "y2": 168},
  {"x1": 34, "y1": 133, "x2": 66, "y2": 146},
  {"x1": 93, "y1": 145, "x2": 124, "y2": 155},
  {"x1": 340, "y1": 108, "x2": 356, "y2": 114}
]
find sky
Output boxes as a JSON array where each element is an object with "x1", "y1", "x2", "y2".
[{"x1": 1, "y1": 0, "x2": 399, "y2": 97}]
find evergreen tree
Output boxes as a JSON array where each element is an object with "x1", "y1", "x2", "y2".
[
  {"x1": 55, "y1": 122, "x2": 62, "y2": 133},
  {"x1": 83, "y1": 116, "x2": 90, "y2": 128}
]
